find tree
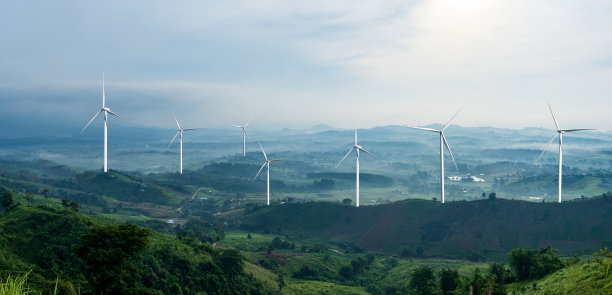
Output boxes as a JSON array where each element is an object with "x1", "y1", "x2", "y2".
[
  {"x1": 1, "y1": 191, "x2": 14, "y2": 211},
  {"x1": 470, "y1": 268, "x2": 487, "y2": 295},
  {"x1": 61, "y1": 199, "x2": 70, "y2": 209},
  {"x1": 488, "y1": 192, "x2": 497, "y2": 200},
  {"x1": 409, "y1": 266, "x2": 435, "y2": 295},
  {"x1": 531, "y1": 247, "x2": 563, "y2": 278},
  {"x1": 24, "y1": 192, "x2": 34, "y2": 206},
  {"x1": 487, "y1": 262, "x2": 508, "y2": 295},
  {"x1": 42, "y1": 188, "x2": 50, "y2": 199},
  {"x1": 216, "y1": 249, "x2": 244, "y2": 277},
  {"x1": 75, "y1": 224, "x2": 151, "y2": 293},
  {"x1": 70, "y1": 201, "x2": 79, "y2": 212},
  {"x1": 278, "y1": 273, "x2": 286, "y2": 290},
  {"x1": 439, "y1": 268, "x2": 459, "y2": 294},
  {"x1": 488, "y1": 262, "x2": 507, "y2": 284},
  {"x1": 342, "y1": 198, "x2": 352, "y2": 205},
  {"x1": 339, "y1": 266, "x2": 354, "y2": 280},
  {"x1": 508, "y1": 247, "x2": 535, "y2": 280}
]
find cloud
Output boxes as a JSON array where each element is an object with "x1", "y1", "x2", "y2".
[{"x1": 1, "y1": 0, "x2": 611, "y2": 131}]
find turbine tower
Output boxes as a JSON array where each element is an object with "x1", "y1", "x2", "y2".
[
  {"x1": 253, "y1": 142, "x2": 282, "y2": 205},
  {"x1": 536, "y1": 100, "x2": 593, "y2": 203},
  {"x1": 169, "y1": 112, "x2": 196, "y2": 174},
  {"x1": 80, "y1": 74, "x2": 123, "y2": 173},
  {"x1": 336, "y1": 130, "x2": 375, "y2": 207},
  {"x1": 407, "y1": 106, "x2": 463, "y2": 203},
  {"x1": 233, "y1": 118, "x2": 253, "y2": 156}
]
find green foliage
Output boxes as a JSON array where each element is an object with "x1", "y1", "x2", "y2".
[
  {"x1": 75, "y1": 224, "x2": 151, "y2": 294},
  {"x1": 438, "y1": 268, "x2": 459, "y2": 294},
  {"x1": 0, "y1": 271, "x2": 35, "y2": 295},
  {"x1": 23, "y1": 192, "x2": 34, "y2": 206},
  {"x1": 269, "y1": 237, "x2": 295, "y2": 251},
  {"x1": 342, "y1": 198, "x2": 352, "y2": 205},
  {"x1": 468, "y1": 268, "x2": 487, "y2": 295},
  {"x1": 507, "y1": 247, "x2": 535, "y2": 280},
  {"x1": 507, "y1": 246, "x2": 563, "y2": 282},
  {"x1": 179, "y1": 216, "x2": 225, "y2": 242},
  {"x1": 409, "y1": 266, "x2": 435, "y2": 295},
  {"x1": 1, "y1": 191, "x2": 14, "y2": 211},
  {"x1": 42, "y1": 279, "x2": 77, "y2": 295}
]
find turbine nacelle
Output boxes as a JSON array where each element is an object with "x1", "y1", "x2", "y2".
[
  {"x1": 406, "y1": 105, "x2": 464, "y2": 203},
  {"x1": 536, "y1": 100, "x2": 594, "y2": 203}
]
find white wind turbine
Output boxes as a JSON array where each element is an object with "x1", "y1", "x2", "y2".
[
  {"x1": 233, "y1": 118, "x2": 253, "y2": 156},
  {"x1": 80, "y1": 74, "x2": 123, "y2": 173},
  {"x1": 536, "y1": 100, "x2": 594, "y2": 203},
  {"x1": 169, "y1": 112, "x2": 196, "y2": 174},
  {"x1": 253, "y1": 142, "x2": 282, "y2": 206},
  {"x1": 407, "y1": 106, "x2": 463, "y2": 203},
  {"x1": 336, "y1": 130, "x2": 375, "y2": 207}
]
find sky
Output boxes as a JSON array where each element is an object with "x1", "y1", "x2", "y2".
[{"x1": 1, "y1": 0, "x2": 612, "y2": 132}]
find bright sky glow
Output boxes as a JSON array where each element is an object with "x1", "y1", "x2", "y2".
[{"x1": 1, "y1": 0, "x2": 611, "y2": 131}]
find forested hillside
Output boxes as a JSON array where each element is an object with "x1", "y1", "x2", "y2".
[{"x1": 240, "y1": 197, "x2": 612, "y2": 261}]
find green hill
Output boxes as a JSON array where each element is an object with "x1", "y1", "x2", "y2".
[
  {"x1": 0, "y1": 205, "x2": 270, "y2": 294},
  {"x1": 240, "y1": 197, "x2": 612, "y2": 260},
  {"x1": 507, "y1": 260, "x2": 612, "y2": 294}
]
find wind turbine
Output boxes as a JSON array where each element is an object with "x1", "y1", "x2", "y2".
[
  {"x1": 407, "y1": 106, "x2": 463, "y2": 203},
  {"x1": 80, "y1": 74, "x2": 123, "y2": 173},
  {"x1": 169, "y1": 112, "x2": 196, "y2": 174},
  {"x1": 253, "y1": 142, "x2": 282, "y2": 206},
  {"x1": 536, "y1": 100, "x2": 594, "y2": 203},
  {"x1": 336, "y1": 130, "x2": 375, "y2": 207},
  {"x1": 233, "y1": 118, "x2": 253, "y2": 156}
]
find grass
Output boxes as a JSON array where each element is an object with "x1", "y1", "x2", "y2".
[
  {"x1": 0, "y1": 271, "x2": 54, "y2": 295},
  {"x1": 220, "y1": 231, "x2": 277, "y2": 251},
  {"x1": 243, "y1": 261, "x2": 280, "y2": 293},
  {"x1": 283, "y1": 280, "x2": 369, "y2": 295},
  {"x1": 507, "y1": 261, "x2": 612, "y2": 294}
]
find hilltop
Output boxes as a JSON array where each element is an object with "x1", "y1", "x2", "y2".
[{"x1": 239, "y1": 197, "x2": 612, "y2": 261}]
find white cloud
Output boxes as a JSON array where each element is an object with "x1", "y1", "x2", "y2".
[{"x1": 1, "y1": 0, "x2": 612, "y2": 130}]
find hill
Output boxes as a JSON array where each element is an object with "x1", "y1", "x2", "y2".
[
  {"x1": 0, "y1": 205, "x2": 270, "y2": 294},
  {"x1": 240, "y1": 197, "x2": 612, "y2": 261}
]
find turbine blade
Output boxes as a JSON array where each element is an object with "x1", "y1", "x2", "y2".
[
  {"x1": 536, "y1": 133, "x2": 559, "y2": 162},
  {"x1": 80, "y1": 110, "x2": 103, "y2": 134},
  {"x1": 253, "y1": 162, "x2": 267, "y2": 181},
  {"x1": 355, "y1": 129, "x2": 358, "y2": 145},
  {"x1": 182, "y1": 128, "x2": 197, "y2": 132},
  {"x1": 336, "y1": 147, "x2": 355, "y2": 168},
  {"x1": 442, "y1": 134, "x2": 458, "y2": 170},
  {"x1": 547, "y1": 100, "x2": 560, "y2": 131},
  {"x1": 244, "y1": 129, "x2": 249, "y2": 138},
  {"x1": 443, "y1": 104, "x2": 465, "y2": 131},
  {"x1": 102, "y1": 73, "x2": 105, "y2": 108},
  {"x1": 258, "y1": 141, "x2": 267, "y2": 161},
  {"x1": 269, "y1": 159, "x2": 284, "y2": 162},
  {"x1": 106, "y1": 109, "x2": 124, "y2": 120},
  {"x1": 244, "y1": 117, "x2": 254, "y2": 127},
  {"x1": 561, "y1": 128, "x2": 595, "y2": 133},
  {"x1": 407, "y1": 126, "x2": 440, "y2": 133},
  {"x1": 168, "y1": 131, "x2": 180, "y2": 147},
  {"x1": 172, "y1": 112, "x2": 181, "y2": 130},
  {"x1": 357, "y1": 147, "x2": 375, "y2": 157},
  {"x1": 232, "y1": 125, "x2": 243, "y2": 128}
]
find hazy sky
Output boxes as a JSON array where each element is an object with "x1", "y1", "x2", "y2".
[{"x1": 1, "y1": 0, "x2": 612, "y2": 131}]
